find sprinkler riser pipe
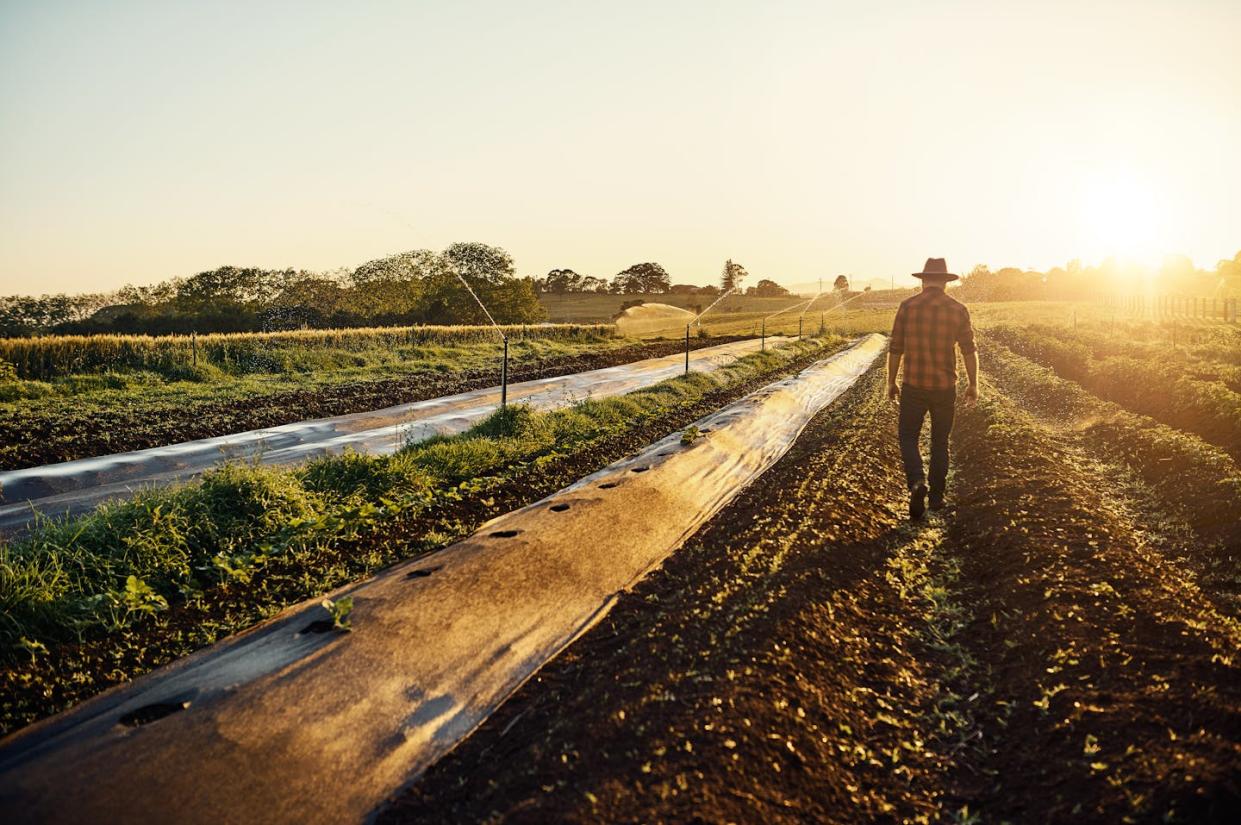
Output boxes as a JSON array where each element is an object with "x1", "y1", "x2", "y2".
[
  {"x1": 501, "y1": 338, "x2": 509, "y2": 410},
  {"x1": 685, "y1": 325, "x2": 690, "y2": 375}
]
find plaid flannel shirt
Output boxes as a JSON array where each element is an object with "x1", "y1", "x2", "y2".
[{"x1": 889, "y1": 288, "x2": 977, "y2": 390}]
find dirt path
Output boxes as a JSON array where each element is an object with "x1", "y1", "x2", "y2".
[{"x1": 379, "y1": 366, "x2": 1241, "y2": 823}]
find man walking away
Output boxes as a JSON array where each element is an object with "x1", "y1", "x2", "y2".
[{"x1": 887, "y1": 258, "x2": 978, "y2": 520}]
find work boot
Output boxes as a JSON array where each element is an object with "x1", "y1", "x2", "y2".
[
  {"x1": 929, "y1": 490, "x2": 946, "y2": 511},
  {"x1": 909, "y1": 482, "x2": 928, "y2": 520}
]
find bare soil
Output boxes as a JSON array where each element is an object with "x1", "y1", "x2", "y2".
[{"x1": 380, "y1": 367, "x2": 1241, "y2": 824}]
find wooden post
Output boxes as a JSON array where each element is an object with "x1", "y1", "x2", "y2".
[{"x1": 191, "y1": 331, "x2": 198, "y2": 366}]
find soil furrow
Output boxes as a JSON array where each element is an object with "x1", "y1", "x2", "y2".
[{"x1": 943, "y1": 387, "x2": 1241, "y2": 823}]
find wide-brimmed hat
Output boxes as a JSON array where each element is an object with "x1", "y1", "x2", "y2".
[{"x1": 912, "y1": 258, "x2": 958, "y2": 281}]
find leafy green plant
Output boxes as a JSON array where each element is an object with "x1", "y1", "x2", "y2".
[
  {"x1": 680, "y1": 425, "x2": 702, "y2": 446},
  {"x1": 322, "y1": 596, "x2": 354, "y2": 631},
  {"x1": 122, "y1": 575, "x2": 168, "y2": 616}
]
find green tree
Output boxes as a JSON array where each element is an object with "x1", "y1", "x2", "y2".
[
  {"x1": 748, "y1": 279, "x2": 791, "y2": 297},
  {"x1": 720, "y1": 259, "x2": 747, "y2": 293},
  {"x1": 541, "y1": 268, "x2": 584, "y2": 293},
  {"x1": 612, "y1": 262, "x2": 671, "y2": 294}
]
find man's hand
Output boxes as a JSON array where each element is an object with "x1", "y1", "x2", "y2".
[
  {"x1": 964, "y1": 383, "x2": 979, "y2": 404},
  {"x1": 887, "y1": 382, "x2": 900, "y2": 402}
]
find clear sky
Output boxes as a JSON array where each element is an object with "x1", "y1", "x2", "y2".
[{"x1": 1, "y1": 0, "x2": 1238, "y2": 294}]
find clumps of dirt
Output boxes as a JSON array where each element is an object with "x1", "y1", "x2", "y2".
[
  {"x1": 380, "y1": 370, "x2": 973, "y2": 824},
  {"x1": 945, "y1": 390, "x2": 1241, "y2": 823},
  {"x1": 614, "y1": 303, "x2": 697, "y2": 338}
]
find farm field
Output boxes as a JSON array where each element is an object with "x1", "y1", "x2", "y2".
[
  {"x1": 384, "y1": 329, "x2": 1241, "y2": 825},
  {"x1": 2, "y1": 303, "x2": 1239, "y2": 822},
  {"x1": 0, "y1": 335, "x2": 844, "y2": 735},
  {"x1": 0, "y1": 326, "x2": 757, "y2": 471}
]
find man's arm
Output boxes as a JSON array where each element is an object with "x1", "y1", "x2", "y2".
[
  {"x1": 887, "y1": 304, "x2": 906, "y2": 401},
  {"x1": 887, "y1": 351, "x2": 903, "y2": 401},
  {"x1": 962, "y1": 350, "x2": 979, "y2": 402},
  {"x1": 957, "y1": 307, "x2": 979, "y2": 402}
]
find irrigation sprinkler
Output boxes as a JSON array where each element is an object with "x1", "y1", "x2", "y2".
[
  {"x1": 683, "y1": 276, "x2": 748, "y2": 374},
  {"x1": 798, "y1": 316, "x2": 803, "y2": 340},
  {"x1": 501, "y1": 338, "x2": 509, "y2": 407},
  {"x1": 451, "y1": 271, "x2": 510, "y2": 411},
  {"x1": 761, "y1": 319, "x2": 766, "y2": 351},
  {"x1": 685, "y1": 325, "x2": 691, "y2": 375}
]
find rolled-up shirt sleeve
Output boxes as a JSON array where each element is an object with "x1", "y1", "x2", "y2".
[
  {"x1": 956, "y1": 307, "x2": 977, "y2": 355},
  {"x1": 889, "y1": 305, "x2": 907, "y2": 354}
]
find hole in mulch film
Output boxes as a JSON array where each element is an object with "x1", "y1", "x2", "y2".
[
  {"x1": 405, "y1": 566, "x2": 441, "y2": 580},
  {"x1": 119, "y1": 700, "x2": 191, "y2": 728},
  {"x1": 599, "y1": 482, "x2": 619, "y2": 489},
  {"x1": 631, "y1": 466, "x2": 650, "y2": 473},
  {"x1": 549, "y1": 503, "x2": 570, "y2": 512},
  {"x1": 300, "y1": 619, "x2": 335, "y2": 635},
  {"x1": 491, "y1": 529, "x2": 520, "y2": 538}
]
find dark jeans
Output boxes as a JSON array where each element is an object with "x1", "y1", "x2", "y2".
[{"x1": 898, "y1": 385, "x2": 956, "y2": 493}]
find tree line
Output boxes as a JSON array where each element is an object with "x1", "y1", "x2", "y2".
[
  {"x1": 0, "y1": 243, "x2": 545, "y2": 337},
  {"x1": 537, "y1": 259, "x2": 795, "y2": 298},
  {"x1": 6, "y1": 247, "x2": 1236, "y2": 338},
  {"x1": 954, "y1": 252, "x2": 1241, "y2": 302}
]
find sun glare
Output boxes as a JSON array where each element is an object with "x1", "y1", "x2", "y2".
[{"x1": 1078, "y1": 174, "x2": 1168, "y2": 267}]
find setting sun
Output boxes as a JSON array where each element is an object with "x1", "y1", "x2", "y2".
[{"x1": 1077, "y1": 172, "x2": 1169, "y2": 266}]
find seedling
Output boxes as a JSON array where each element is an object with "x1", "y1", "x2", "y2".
[
  {"x1": 321, "y1": 596, "x2": 354, "y2": 631},
  {"x1": 680, "y1": 425, "x2": 702, "y2": 446}
]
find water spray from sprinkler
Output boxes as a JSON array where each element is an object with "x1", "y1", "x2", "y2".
[
  {"x1": 452, "y1": 270, "x2": 510, "y2": 410},
  {"x1": 686, "y1": 273, "x2": 748, "y2": 374}
]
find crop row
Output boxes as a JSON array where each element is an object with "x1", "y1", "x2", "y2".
[
  {"x1": 1026, "y1": 322, "x2": 1241, "y2": 388},
  {"x1": 981, "y1": 339, "x2": 1241, "y2": 555},
  {"x1": 0, "y1": 323, "x2": 617, "y2": 381},
  {"x1": 987, "y1": 324, "x2": 1241, "y2": 459}
]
